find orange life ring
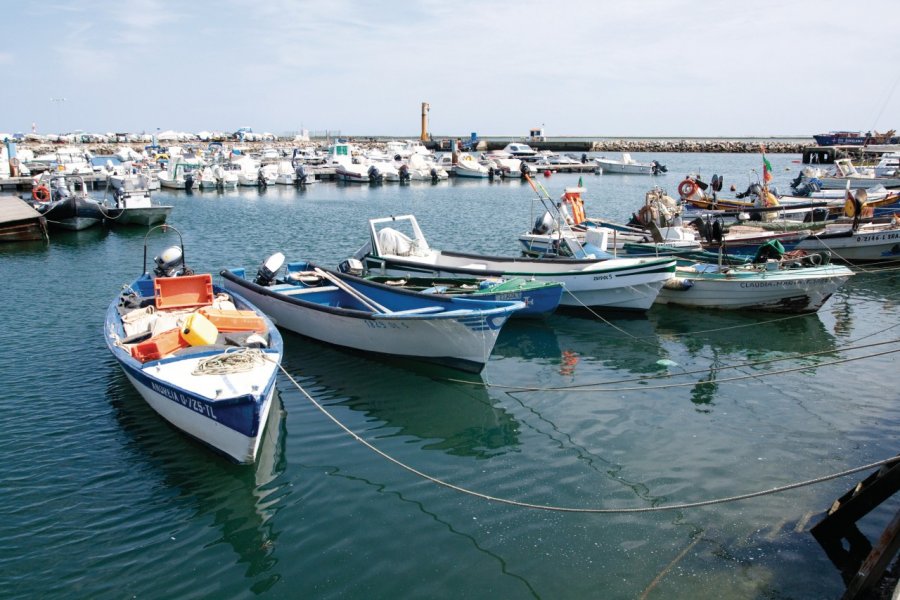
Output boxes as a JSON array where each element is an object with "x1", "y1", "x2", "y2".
[
  {"x1": 677, "y1": 179, "x2": 697, "y2": 198},
  {"x1": 32, "y1": 185, "x2": 51, "y2": 203}
]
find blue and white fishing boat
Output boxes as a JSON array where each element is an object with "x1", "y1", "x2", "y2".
[
  {"x1": 104, "y1": 226, "x2": 283, "y2": 463},
  {"x1": 354, "y1": 214, "x2": 676, "y2": 311},
  {"x1": 221, "y1": 254, "x2": 525, "y2": 373}
]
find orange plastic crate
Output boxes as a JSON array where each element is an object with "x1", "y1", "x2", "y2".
[
  {"x1": 199, "y1": 307, "x2": 267, "y2": 332},
  {"x1": 154, "y1": 274, "x2": 214, "y2": 310},
  {"x1": 130, "y1": 328, "x2": 189, "y2": 362}
]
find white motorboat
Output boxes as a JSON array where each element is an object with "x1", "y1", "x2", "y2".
[
  {"x1": 157, "y1": 159, "x2": 203, "y2": 191},
  {"x1": 595, "y1": 153, "x2": 666, "y2": 175},
  {"x1": 401, "y1": 154, "x2": 449, "y2": 181},
  {"x1": 101, "y1": 172, "x2": 172, "y2": 227},
  {"x1": 501, "y1": 143, "x2": 538, "y2": 159},
  {"x1": 452, "y1": 153, "x2": 491, "y2": 178},
  {"x1": 799, "y1": 158, "x2": 900, "y2": 189},
  {"x1": 353, "y1": 214, "x2": 676, "y2": 311},
  {"x1": 104, "y1": 226, "x2": 283, "y2": 463}
]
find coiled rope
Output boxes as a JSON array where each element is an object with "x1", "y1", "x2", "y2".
[
  {"x1": 193, "y1": 347, "x2": 266, "y2": 375},
  {"x1": 272, "y1": 359, "x2": 899, "y2": 513}
]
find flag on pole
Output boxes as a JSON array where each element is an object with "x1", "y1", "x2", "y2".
[{"x1": 763, "y1": 155, "x2": 773, "y2": 183}]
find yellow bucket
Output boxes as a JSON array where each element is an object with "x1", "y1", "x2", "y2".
[{"x1": 181, "y1": 312, "x2": 219, "y2": 347}]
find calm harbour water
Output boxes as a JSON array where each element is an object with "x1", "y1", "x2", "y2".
[{"x1": 1, "y1": 153, "x2": 897, "y2": 599}]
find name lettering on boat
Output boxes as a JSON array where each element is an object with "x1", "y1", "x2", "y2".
[
  {"x1": 856, "y1": 232, "x2": 900, "y2": 242},
  {"x1": 593, "y1": 274, "x2": 614, "y2": 281},
  {"x1": 149, "y1": 381, "x2": 217, "y2": 419},
  {"x1": 738, "y1": 278, "x2": 828, "y2": 288},
  {"x1": 365, "y1": 321, "x2": 409, "y2": 329}
]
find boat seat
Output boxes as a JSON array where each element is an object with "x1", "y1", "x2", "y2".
[
  {"x1": 373, "y1": 306, "x2": 444, "y2": 317},
  {"x1": 276, "y1": 285, "x2": 339, "y2": 296}
]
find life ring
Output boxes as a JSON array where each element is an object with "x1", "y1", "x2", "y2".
[
  {"x1": 678, "y1": 179, "x2": 698, "y2": 198},
  {"x1": 32, "y1": 185, "x2": 51, "y2": 203}
]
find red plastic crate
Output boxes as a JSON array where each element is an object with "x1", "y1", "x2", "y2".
[
  {"x1": 130, "y1": 328, "x2": 189, "y2": 362},
  {"x1": 154, "y1": 274, "x2": 214, "y2": 310},
  {"x1": 198, "y1": 307, "x2": 267, "y2": 332}
]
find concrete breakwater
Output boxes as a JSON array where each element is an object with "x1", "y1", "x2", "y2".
[{"x1": 588, "y1": 138, "x2": 806, "y2": 153}]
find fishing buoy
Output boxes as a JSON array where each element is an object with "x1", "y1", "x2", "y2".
[
  {"x1": 543, "y1": 170, "x2": 551, "y2": 177},
  {"x1": 730, "y1": 184, "x2": 736, "y2": 192}
]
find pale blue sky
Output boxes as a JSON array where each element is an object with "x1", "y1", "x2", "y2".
[{"x1": 3, "y1": 0, "x2": 899, "y2": 137}]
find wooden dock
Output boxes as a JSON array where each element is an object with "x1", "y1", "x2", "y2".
[{"x1": 0, "y1": 196, "x2": 48, "y2": 243}]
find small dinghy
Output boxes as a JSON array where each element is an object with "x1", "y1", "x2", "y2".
[
  {"x1": 104, "y1": 225, "x2": 283, "y2": 463},
  {"x1": 221, "y1": 254, "x2": 525, "y2": 373}
]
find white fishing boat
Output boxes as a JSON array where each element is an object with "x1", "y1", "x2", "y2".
[
  {"x1": 501, "y1": 143, "x2": 538, "y2": 159},
  {"x1": 595, "y1": 153, "x2": 666, "y2": 175},
  {"x1": 221, "y1": 254, "x2": 524, "y2": 373},
  {"x1": 795, "y1": 220, "x2": 900, "y2": 262},
  {"x1": 104, "y1": 226, "x2": 283, "y2": 463},
  {"x1": 655, "y1": 255, "x2": 854, "y2": 313},
  {"x1": 400, "y1": 154, "x2": 449, "y2": 181},
  {"x1": 352, "y1": 214, "x2": 676, "y2": 311}
]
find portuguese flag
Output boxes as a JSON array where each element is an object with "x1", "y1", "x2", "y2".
[{"x1": 763, "y1": 155, "x2": 773, "y2": 183}]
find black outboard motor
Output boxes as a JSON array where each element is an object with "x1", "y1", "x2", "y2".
[
  {"x1": 257, "y1": 168, "x2": 267, "y2": 189},
  {"x1": 295, "y1": 163, "x2": 307, "y2": 186},
  {"x1": 790, "y1": 173, "x2": 804, "y2": 190},
  {"x1": 430, "y1": 167, "x2": 439, "y2": 184},
  {"x1": 183, "y1": 172, "x2": 194, "y2": 193},
  {"x1": 254, "y1": 252, "x2": 285, "y2": 286},
  {"x1": 651, "y1": 161, "x2": 667, "y2": 175},
  {"x1": 520, "y1": 162, "x2": 531, "y2": 176},
  {"x1": 581, "y1": 153, "x2": 588, "y2": 164},
  {"x1": 488, "y1": 166, "x2": 495, "y2": 180},
  {"x1": 399, "y1": 164, "x2": 410, "y2": 183},
  {"x1": 367, "y1": 165, "x2": 381, "y2": 184}
]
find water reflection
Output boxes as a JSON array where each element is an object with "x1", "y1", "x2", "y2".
[
  {"x1": 280, "y1": 332, "x2": 520, "y2": 458},
  {"x1": 106, "y1": 368, "x2": 287, "y2": 592}
]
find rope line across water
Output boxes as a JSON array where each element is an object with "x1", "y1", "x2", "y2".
[{"x1": 273, "y1": 360, "x2": 899, "y2": 514}]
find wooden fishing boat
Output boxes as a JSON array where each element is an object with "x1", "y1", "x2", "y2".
[
  {"x1": 655, "y1": 254, "x2": 854, "y2": 313},
  {"x1": 359, "y1": 273, "x2": 563, "y2": 318},
  {"x1": 104, "y1": 226, "x2": 283, "y2": 463},
  {"x1": 353, "y1": 214, "x2": 676, "y2": 311},
  {"x1": 221, "y1": 255, "x2": 525, "y2": 373}
]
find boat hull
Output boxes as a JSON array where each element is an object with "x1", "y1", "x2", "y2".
[
  {"x1": 595, "y1": 159, "x2": 654, "y2": 175},
  {"x1": 104, "y1": 278, "x2": 283, "y2": 463},
  {"x1": 221, "y1": 270, "x2": 520, "y2": 373},
  {"x1": 655, "y1": 265, "x2": 853, "y2": 312},
  {"x1": 35, "y1": 196, "x2": 104, "y2": 230},
  {"x1": 363, "y1": 252, "x2": 675, "y2": 311},
  {"x1": 103, "y1": 206, "x2": 172, "y2": 227},
  {"x1": 796, "y1": 227, "x2": 900, "y2": 262}
]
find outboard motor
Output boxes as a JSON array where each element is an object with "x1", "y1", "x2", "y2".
[
  {"x1": 257, "y1": 168, "x2": 267, "y2": 189},
  {"x1": 183, "y1": 172, "x2": 194, "y2": 193},
  {"x1": 520, "y1": 162, "x2": 531, "y2": 176},
  {"x1": 254, "y1": 252, "x2": 285, "y2": 286},
  {"x1": 430, "y1": 167, "x2": 439, "y2": 184},
  {"x1": 51, "y1": 176, "x2": 71, "y2": 201},
  {"x1": 154, "y1": 245, "x2": 185, "y2": 278},
  {"x1": 399, "y1": 164, "x2": 410, "y2": 183},
  {"x1": 368, "y1": 165, "x2": 381, "y2": 184},
  {"x1": 532, "y1": 211, "x2": 553, "y2": 235},
  {"x1": 488, "y1": 166, "x2": 495, "y2": 180},
  {"x1": 651, "y1": 161, "x2": 667, "y2": 175},
  {"x1": 338, "y1": 258, "x2": 364, "y2": 276},
  {"x1": 295, "y1": 163, "x2": 307, "y2": 186}
]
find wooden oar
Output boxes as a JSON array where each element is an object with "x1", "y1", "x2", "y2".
[{"x1": 313, "y1": 267, "x2": 392, "y2": 314}]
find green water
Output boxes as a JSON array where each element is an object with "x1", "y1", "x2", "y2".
[{"x1": 1, "y1": 153, "x2": 897, "y2": 599}]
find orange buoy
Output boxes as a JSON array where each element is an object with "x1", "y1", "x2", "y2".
[{"x1": 32, "y1": 185, "x2": 51, "y2": 203}]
